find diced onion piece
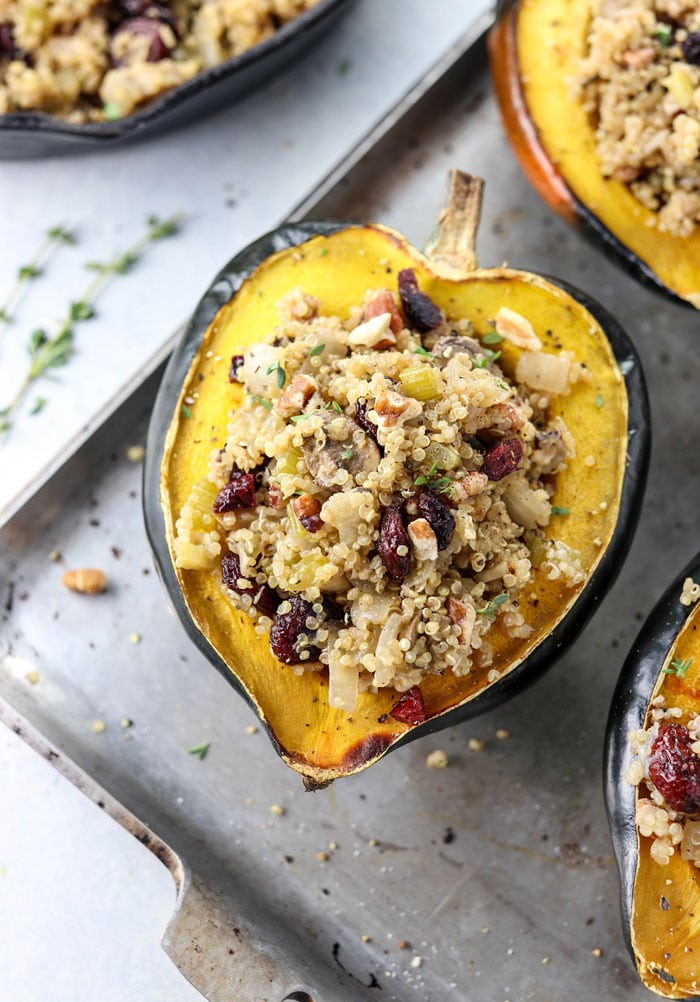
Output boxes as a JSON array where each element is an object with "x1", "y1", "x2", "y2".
[
  {"x1": 287, "y1": 553, "x2": 328, "y2": 591},
  {"x1": 502, "y1": 479, "x2": 551, "y2": 530},
  {"x1": 328, "y1": 651, "x2": 359, "y2": 712},
  {"x1": 351, "y1": 592, "x2": 400, "y2": 628},
  {"x1": 681, "y1": 820, "x2": 700, "y2": 864},
  {"x1": 374, "y1": 612, "x2": 404, "y2": 687},
  {"x1": 516, "y1": 351, "x2": 571, "y2": 394},
  {"x1": 399, "y1": 365, "x2": 441, "y2": 401},
  {"x1": 274, "y1": 446, "x2": 303, "y2": 476},
  {"x1": 173, "y1": 537, "x2": 220, "y2": 570},
  {"x1": 240, "y1": 344, "x2": 282, "y2": 395}
]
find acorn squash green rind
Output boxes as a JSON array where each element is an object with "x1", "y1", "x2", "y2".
[
  {"x1": 144, "y1": 218, "x2": 650, "y2": 786},
  {"x1": 605, "y1": 555, "x2": 700, "y2": 998},
  {"x1": 488, "y1": 0, "x2": 700, "y2": 311}
]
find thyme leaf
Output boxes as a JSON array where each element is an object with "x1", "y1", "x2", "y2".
[
  {"x1": 187, "y1": 742, "x2": 210, "y2": 760},
  {"x1": 482, "y1": 331, "x2": 503, "y2": 345},
  {"x1": 662, "y1": 656, "x2": 693, "y2": 678},
  {"x1": 0, "y1": 221, "x2": 75, "y2": 326},
  {"x1": 477, "y1": 593, "x2": 509, "y2": 620},
  {"x1": 310, "y1": 342, "x2": 325, "y2": 357}
]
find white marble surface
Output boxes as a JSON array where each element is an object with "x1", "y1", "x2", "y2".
[
  {"x1": 0, "y1": 3, "x2": 491, "y2": 999},
  {"x1": 0, "y1": 0, "x2": 489, "y2": 523},
  {"x1": 0, "y1": 726, "x2": 202, "y2": 1002}
]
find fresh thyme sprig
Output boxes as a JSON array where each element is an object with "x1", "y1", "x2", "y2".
[
  {"x1": 662, "y1": 656, "x2": 693, "y2": 678},
  {"x1": 414, "y1": 461, "x2": 456, "y2": 496},
  {"x1": 0, "y1": 223, "x2": 75, "y2": 326},
  {"x1": 0, "y1": 214, "x2": 182, "y2": 437},
  {"x1": 477, "y1": 593, "x2": 509, "y2": 620}
]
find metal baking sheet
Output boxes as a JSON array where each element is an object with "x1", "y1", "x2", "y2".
[
  {"x1": 0, "y1": 0, "x2": 490, "y2": 528},
  {"x1": 3, "y1": 23, "x2": 700, "y2": 1002}
]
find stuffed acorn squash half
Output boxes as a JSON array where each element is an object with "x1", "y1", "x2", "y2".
[
  {"x1": 606, "y1": 558, "x2": 700, "y2": 998},
  {"x1": 145, "y1": 171, "x2": 649, "y2": 787},
  {"x1": 489, "y1": 0, "x2": 700, "y2": 310}
]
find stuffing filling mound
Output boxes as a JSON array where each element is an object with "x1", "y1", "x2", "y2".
[
  {"x1": 578, "y1": 0, "x2": 700, "y2": 236},
  {"x1": 0, "y1": 0, "x2": 321, "y2": 122},
  {"x1": 174, "y1": 270, "x2": 588, "y2": 714},
  {"x1": 626, "y1": 683, "x2": 700, "y2": 867}
]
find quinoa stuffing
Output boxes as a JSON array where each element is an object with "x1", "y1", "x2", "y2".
[
  {"x1": 0, "y1": 0, "x2": 322, "y2": 122},
  {"x1": 626, "y1": 690, "x2": 700, "y2": 866},
  {"x1": 578, "y1": 0, "x2": 700, "y2": 236},
  {"x1": 173, "y1": 271, "x2": 590, "y2": 713}
]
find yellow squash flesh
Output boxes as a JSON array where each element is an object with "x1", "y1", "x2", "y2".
[
  {"x1": 494, "y1": 0, "x2": 700, "y2": 308},
  {"x1": 160, "y1": 220, "x2": 628, "y2": 785},
  {"x1": 631, "y1": 604, "x2": 700, "y2": 997}
]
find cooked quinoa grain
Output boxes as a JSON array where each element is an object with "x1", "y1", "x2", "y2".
[
  {"x1": 578, "y1": 0, "x2": 700, "y2": 236},
  {"x1": 0, "y1": 0, "x2": 321, "y2": 122},
  {"x1": 174, "y1": 276, "x2": 585, "y2": 712}
]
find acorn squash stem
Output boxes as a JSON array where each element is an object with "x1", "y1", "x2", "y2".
[{"x1": 424, "y1": 169, "x2": 484, "y2": 276}]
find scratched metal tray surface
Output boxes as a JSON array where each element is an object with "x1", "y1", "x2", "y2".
[{"x1": 2, "y1": 26, "x2": 700, "y2": 1002}]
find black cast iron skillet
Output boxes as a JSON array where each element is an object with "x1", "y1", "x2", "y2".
[{"x1": 0, "y1": 0, "x2": 354, "y2": 159}]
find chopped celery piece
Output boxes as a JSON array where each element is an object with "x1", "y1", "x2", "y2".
[{"x1": 399, "y1": 365, "x2": 440, "y2": 401}]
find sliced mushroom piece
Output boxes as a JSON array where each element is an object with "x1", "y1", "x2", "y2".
[
  {"x1": 432, "y1": 331, "x2": 502, "y2": 374},
  {"x1": 302, "y1": 413, "x2": 380, "y2": 489}
]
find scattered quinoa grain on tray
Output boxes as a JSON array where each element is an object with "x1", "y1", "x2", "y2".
[
  {"x1": 577, "y1": 0, "x2": 700, "y2": 236},
  {"x1": 173, "y1": 269, "x2": 590, "y2": 713},
  {"x1": 0, "y1": 0, "x2": 322, "y2": 122}
]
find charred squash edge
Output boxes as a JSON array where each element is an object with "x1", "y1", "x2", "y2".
[
  {"x1": 144, "y1": 218, "x2": 650, "y2": 786},
  {"x1": 605, "y1": 554, "x2": 700, "y2": 997}
]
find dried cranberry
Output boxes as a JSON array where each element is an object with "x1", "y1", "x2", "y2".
[
  {"x1": 270, "y1": 595, "x2": 317, "y2": 665},
  {"x1": 213, "y1": 471, "x2": 256, "y2": 511},
  {"x1": 649, "y1": 723, "x2": 700, "y2": 813},
  {"x1": 355, "y1": 398, "x2": 379, "y2": 444},
  {"x1": 0, "y1": 23, "x2": 15, "y2": 55},
  {"x1": 416, "y1": 491, "x2": 455, "y2": 551},
  {"x1": 229, "y1": 354, "x2": 245, "y2": 382},
  {"x1": 379, "y1": 505, "x2": 410, "y2": 582},
  {"x1": 483, "y1": 438, "x2": 523, "y2": 481},
  {"x1": 397, "y1": 268, "x2": 444, "y2": 333},
  {"x1": 390, "y1": 686, "x2": 426, "y2": 725},
  {"x1": 682, "y1": 32, "x2": 700, "y2": 65},
  {"x1": 221, "y1": 551, "x2": 278, "y2": 618},
  {"x1": 114, "y1": 16, "x2": 173, "y2": 61}
]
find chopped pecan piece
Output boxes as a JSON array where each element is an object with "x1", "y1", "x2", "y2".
[
  {"x1": 348, "y1": 314, "x2": 397, "y2": 350},
  {"x1": 452, "y1": 471, "x2": 489, "y2": 501},
  {"x1": 292, "y1": 493, "x2": 323, "y2": 533},
  {"x1": 276, "y1": 373, "x2": 317, "y2": 418},
  {"x1": 407, "y1": 518, "x2": 438, "y2": 562},
  {"x1": 267, "y1": 483, "x2": 284, "y2": 508},
  {"x1": 622, "y1": 46, "x2": 656, "y2": 69},
  {"x1": 494, "y1": 307, "x2": 542, "y2": 351},
  {"x1": 447, "y1": 596, "x2": 476, "y2": 646},
  {"x1": 373, "y1": 389, "x2": 422, "y2": 428},
  {"x1": 364, "y1": 290, "x2": 404, "y2": 334}
]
